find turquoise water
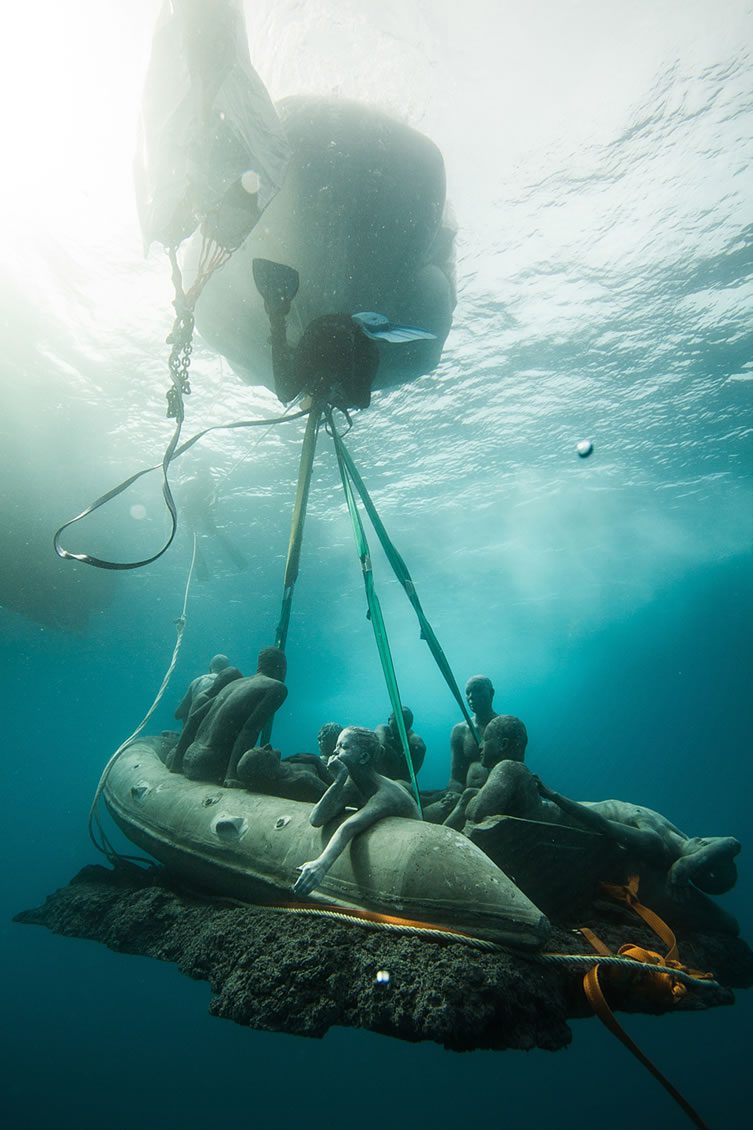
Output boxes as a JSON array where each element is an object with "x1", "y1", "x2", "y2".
[{"x1": 2, "y1": 2, "x2": 752, "y2": 1126}]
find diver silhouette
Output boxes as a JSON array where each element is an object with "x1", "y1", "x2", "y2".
[
  {"x1": 252, "y1": 258, "x2": 435, "y2": 410},
  {"x1": 178, "y1": 467, "x2": 248, "y2": 580}
]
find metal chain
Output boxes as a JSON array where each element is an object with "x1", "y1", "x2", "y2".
[{"x1": 165, "y1": 308, "x2": 195, "y2": 420}]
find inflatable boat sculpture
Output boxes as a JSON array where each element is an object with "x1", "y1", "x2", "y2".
[{"x1": 103, "y1": 737, "x2": 550, "y2": 950}]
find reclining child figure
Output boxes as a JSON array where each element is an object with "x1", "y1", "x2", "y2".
[{"x1": 293, "y1": 726, "x2": 419, "y2": 896}]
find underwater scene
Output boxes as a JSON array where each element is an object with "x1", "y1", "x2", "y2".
[{"x1": 2, "y1": 1, "x2": 752, "y2": 1127}]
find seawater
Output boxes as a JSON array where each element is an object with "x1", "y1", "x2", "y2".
[{"x1": 1, "y1": 2, "x2": 752, "y2": 1127}]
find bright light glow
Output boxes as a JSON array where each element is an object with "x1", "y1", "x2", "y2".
[{"x1": 0, "y1": 3, "x2": 156, "y2": 248}]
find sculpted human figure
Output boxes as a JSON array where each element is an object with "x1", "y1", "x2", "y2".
[
  {"x1": 293, "y1": 726, "x2": 419, "y2": 896},
  {"x1": 174, "y1": 653, "x2": 231, "y2": 726},
  {"x1": 448, "y1": 675, "x2": 497, "y2": 791},
  {"x1": 447, "y1": 730, "x2": 740, "y2": 894},
  {"x1": 264, "y1": 723, "x2": 344, "y2": 795},
  {"x1": 444, "y1": 714, "x2": 528, "y2": 830},
  {"x1": 468, "y1": 713, "x2": 528, "y2": 785},
  {"x1": 178, "y1": 467, "x2": 248, "y2": 579},
  {"x1": 375, "y1": 707, "x2": 426, "y2": 782},
  {"x1": 255, "y1": 259, "x2": 377, "y2": 409},
  {"x1": 535, "y1": 783, "x2": 741, "y2": 895},
  {"x1": 316, "y1": 722, "x2": 343, "y2": 763},
  {"x1": 232, "y1": 744, "x2": 329, "y2": 802},
  {"x1": 168, "y1": 647, "x2": 288, "y2": 785},
  {"x1": 167, "y1": 661, "x2": 244, "y2": 770},
  {"x1": 253, "y1": 258, "x2": 435, "y2": 411}
]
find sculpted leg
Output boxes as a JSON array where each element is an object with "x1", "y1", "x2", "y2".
[
  {"x1": 182, "y1": 742, "x2": 231, "y2": 783},
  {"x1": 168, "y1": 697, "x2": 214, "y2": 772},
  {"x1": 226, "y1": 684, "x2": 288, "y2": 781},
  {"x1": 423, "y1": 792, "x2": 461, "y2": 824},
  {"x1": 443, "y1": 788, "x2": 479, "y2": 831}
]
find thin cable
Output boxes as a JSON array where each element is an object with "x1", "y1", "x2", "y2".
[
  {"x1": 208, "y1": 400, "x2": 310, "y2": 511},
  {"x1": 88, "y1": 534, "x2": 199, "y2": 860},
  {"x1": 527, "y1": 951, "x2": 720, "y2": 989},
  {"x1": 227, "y1": 902, "x2": 722, "y2": 988}
]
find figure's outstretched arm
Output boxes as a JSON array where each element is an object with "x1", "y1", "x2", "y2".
[
  {"x1": 294, "y1": 800, "x2": 379, "y2": 896},
  {"x1": 537, "y1": 782, "x2": 612, "y2": 833},
  {"x1": 538, "y1": 782, "x2": 665, "y2": 859}
]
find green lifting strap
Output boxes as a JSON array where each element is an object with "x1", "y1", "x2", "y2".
[
  {"x1": 261, "y1": 405, "x2": 322, "y2": 745},
  {"x1": 276, "y1": 405, "x2": 323, "y2": 648},
  {"x1": 333, "y1": 434, "x2": 423, "y2": 817},
  {"x1": 330, "y1": 424, "x2": 479, "y2": 747}
]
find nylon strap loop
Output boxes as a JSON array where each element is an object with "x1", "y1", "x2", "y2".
[
  {"x1": 601, "y1": 874, "x2": 680, "y2": 962},
  {"x1": 578, "y1": 874, "x2": 712, "y2": 1129},
  {"x1": 582, "y1": 963, "x2": 709, "y2": 1129},
  {"x1": 54, "y1": 407, "x2": 310, "y2": 570}
]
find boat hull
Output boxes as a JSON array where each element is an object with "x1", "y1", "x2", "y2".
[
  {"x1": 193, "y1": 97, "x2": 456, "y2": 395},
  {"x1": 104, "y1": 739, "x2": 550, "y2": 950}
]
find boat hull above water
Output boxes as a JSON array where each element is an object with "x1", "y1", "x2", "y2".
[{"x1": 104, "y1": 738, "x2": 550, "y2": 950}]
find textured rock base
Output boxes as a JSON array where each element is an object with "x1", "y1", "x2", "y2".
[{"x1": 15, "y1": 864, "x2": 753, "y2": 1052}]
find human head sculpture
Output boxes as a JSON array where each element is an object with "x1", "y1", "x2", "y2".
[
  {"x1": 481, "y1": 714, "x2": 528, "y2": 769},
  {"x1": 317, "y1": 722, "x2": 343, "y2": 759},
  {"x1": 332, "y1": 726, "x2": 382, "y2": 769},
  {"x1": 388, "y1": 707, "x2": 414, "y2": 735},
  {"x1": 238, "y1": 745, "x2": 282, "y2": 787},
  {"x1": 685, "y1": 837, "x2": 741, "y2": 895},
  {"x1": 209, "y1": 653, "x2": 231, "y2": 674},
  {"x1": 465, "y1": 675, "x2": 494, "y2": 717},
  {"x1": 257, "y1": 646, "x2": 287, "y2": 681}
]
